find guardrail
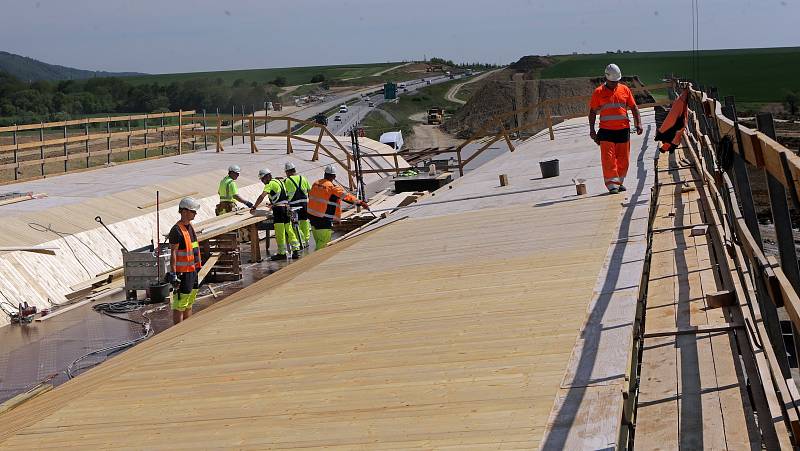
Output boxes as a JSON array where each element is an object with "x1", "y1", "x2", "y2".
[
  {"x1": 0, "y1": 111, "x2": 196, "y2": 183},
  {"x1": 676, "y1": 83, "x2": 800, "y2": 446}
]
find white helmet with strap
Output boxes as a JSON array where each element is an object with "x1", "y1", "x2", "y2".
[{"x1": 605, "y1": 64, "x2": 622, "y2": 82}]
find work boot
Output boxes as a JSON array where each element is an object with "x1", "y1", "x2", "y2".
[
  {"x1": 608, "y1": 188, "x2": 619, "y2": 195},
  {"x1": 270, "y1": 253, "x2": 288, "y2": 261},
  {"x1": 291, "y1": 250, "x2": 300, "y2": 260},
  {"x1": 618, "y1": 185, "x2": 627, "y2": 192}
]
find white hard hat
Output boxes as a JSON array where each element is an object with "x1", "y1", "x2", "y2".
[
  {"x1": 324, "y1": 165, "x2": 336, "y2": 175},
  {"x1": 228, "y1": 165, "x2": 241, "y2": 173},
  {"x1": 178, "y1": 197, "x2": 201, "y2": 212},
  {"x1": 605, "y1": 64, "x2": 622, "y2": 82},
  {"x1": 285, "y1": 162, "x2": 296, "y2": 171},
  {"x1": 258, "y1": 168, "x2": 271, "y2": 178}
]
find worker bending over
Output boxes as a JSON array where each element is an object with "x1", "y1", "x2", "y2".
[
  {"x1": 165, "y1": 197, "x2": 202, "y2": 324},
  {"x1": 307, "y1": 165, "x2": 369, "y2": 250},
  {"x1": 251, "y1": 168, "x2": 301, "y2": 260},
  {"x1": 588, "y1": 63, "x2": 643, "y2": 194},
  {"x1": 217, "y1": 165, "x2": 253, "y2": 215},
  {"x1": 283, "y1": 162, "x2": 311, "y2": 248}
]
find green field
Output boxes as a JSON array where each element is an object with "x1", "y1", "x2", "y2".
[
  {"x1": 126, "y1": 62, "x2": 402, "y2": 87},
  {"x1": 541, "y1": 47, "x2": 800, "y2": 105}
]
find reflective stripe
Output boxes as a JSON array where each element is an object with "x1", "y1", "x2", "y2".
[
  {"x1": 176, "y1": 251, "x2": 192, "y2": 257},
  {"x1": 289, "y1": 198, "x2": 308, "y2": 205},
  {"x1": 600, "y1": 114, "x2": 629, "y2": 121},
  {"x1": 309, "y1": 195, "x2": 338, "y2": 207},
  {"x1": 176, "y1": 261, "x2": 195, "y2": 268},
  {"x1": 600, "y1": 102, "x2": 626, "y2": 110}
]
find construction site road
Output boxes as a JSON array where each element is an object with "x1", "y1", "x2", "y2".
[{"x1": 444, "y1": 68, "x2": 502, "y2": 104}]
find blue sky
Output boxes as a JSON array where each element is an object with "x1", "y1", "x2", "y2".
[{"x1": 1, "y1": 0, "x2": 797, "y2": 74}]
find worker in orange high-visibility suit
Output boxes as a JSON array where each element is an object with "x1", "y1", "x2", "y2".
[
  {"x1": 588, "y1": 64, "x2": 643, "y2": 194},
  {"x1": 307, "y1": 165, "x2": 369, "y2": 250}
]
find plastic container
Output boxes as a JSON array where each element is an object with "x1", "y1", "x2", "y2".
[
  {"x1": 539, "y1": 159, "x2": 560, "y2": 178},
  {"x1": 148, "y1": 282, "x2": 171, "y2": 304}
]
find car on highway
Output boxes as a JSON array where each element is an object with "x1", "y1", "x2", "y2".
[
  {"x1": 426, "y1": 80, "x2": 431, "y2": 85},
  {"x1": 333, "y1": 115, "x2": 341, "y2": 121},
  {"x1": 338, "y1": 105, "x2": 348, "y2": 113},
  {"x1": 368, "y1": 101, "x2": 375, "y2": 107}
]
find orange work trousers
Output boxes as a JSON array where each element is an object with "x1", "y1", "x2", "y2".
[{"x1": 600, "y1": 140, "x2": 630, "y2": 190}]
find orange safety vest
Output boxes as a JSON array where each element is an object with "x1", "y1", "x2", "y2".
[
  {"x1": 174, "y1": 222, "x2": 202, "y2": 273},
  {"x1": 307, "y1": 179, "x2": 358, "y2": 221},
  {"x1": 590, "y1": 83, "x2": 635, "y2": 130},
  {"x1": 655, "y1": 89, "x2": 689, "y2": 153}
]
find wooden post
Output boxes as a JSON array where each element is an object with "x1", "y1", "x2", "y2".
[
  {"x1": 545, "y1": 102, "x2": 555, "y2": 140},
  {"x1": 216, "y1": 108, "x2": 222, "y2": 152},
  {"x1": 84, "y1": 119, "x2": 90, "y2": 169},
  {"x1": 393, "y1": 153, "x2": 400, "y2": 176},
  {"x1": 177, "y1": 110, "x2": 183, "y2": 155},
  {"x1": 230, "y1": 105, "x2": 235, "y2": 146},
  {"x1": 312, "y1": 127, "x2": 324, "y2": 161},
  {"x1": 249, "y1": 113, "x2": 257, "y2": 153},
  {"x1": 456, "y1": 148, "x2": 464, "y2": 176},
  {"x1": 106, "y1": 117, "x2": 111, "y2": 165},
  {"x1": 248, "y1": 224, "x2": 261, "y2": 263},
  {"x1": 39, "y1": 122, "x2": 45, "y2": 176},
  {"x1": 127, "y1": 116, "x2": 132, "y2": 161},
  {"x1": 286, "y1": 119, "x2": 293, "y2": 154},
  {"x1": 241, "y1": 105, "x2": 246, "y2": 144}
]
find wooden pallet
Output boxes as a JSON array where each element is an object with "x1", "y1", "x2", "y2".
[{"x1": 200, "y1": 232, "x2": 241, "y2": 282}]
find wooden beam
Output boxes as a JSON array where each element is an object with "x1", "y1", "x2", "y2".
[{"x1": 643, "y1": 323, "x2": 743, "y2": 338}]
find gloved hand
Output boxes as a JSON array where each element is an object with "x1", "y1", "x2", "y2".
[
  {"x1": 244, "y1": 201, "x2": 254, "y2": 208},
  {"x1": 164, "y1": 272, "x2": 179, "y2": 287},
  {"x1": 360, "y1": 200, "x2": 370, "y2": 209}
]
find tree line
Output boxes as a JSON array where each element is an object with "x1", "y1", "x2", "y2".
[{"x1": 0, "y1": 71, "x2": 282, "y2": 126}]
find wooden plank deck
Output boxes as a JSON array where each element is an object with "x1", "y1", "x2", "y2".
[
  {"x1": 0, "y1": 195, "x2": 621, "y2": 449},
  {"x1": 636, "y1": 149, "x2": 761, "y2": 449},
  {"x1": 0, "y1": 113, "x2": 663, "y2": 449}
]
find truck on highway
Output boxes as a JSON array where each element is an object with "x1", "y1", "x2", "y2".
[{"x1": 427, "y1": 107, "x2": 445, "y2": 125}]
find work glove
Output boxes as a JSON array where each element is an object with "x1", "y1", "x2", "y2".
[
  {"x1": 244, "y1": 201, "x2": 254, "y2": 208},
  {"x1": 360, "y1": 200, "x2": 370, "y2": 209},
  {"x1": 164, "y1": 272, "x2": 179, "y2": 287}
]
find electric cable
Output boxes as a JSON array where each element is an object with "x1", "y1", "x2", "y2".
[{"x1": 28, "y1": 222, "x2": 116, "y2": 276}]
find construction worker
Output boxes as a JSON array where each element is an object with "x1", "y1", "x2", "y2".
[
  {"x1": 307, "y1": 165, "x2": 369, "y2": 250},
  {"x1": 283, "y1": 161, "x2": 311, "y2": 248},
  {"x1": 251, "y1": 168, "x2": 301, "y2": 260},
  {"x1": 216, "y1": 165, "x2": 253, "y2": 215},
  {"x1": 588, "y1": 63, "x2": 643, "y2": 194},
  {"x1": 165, "y1": 197, "x2": 202, "y2": 324}
]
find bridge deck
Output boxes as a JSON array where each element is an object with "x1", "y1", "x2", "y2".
[
  {"x1": 0, "y1": 114, "x2": 663, "y2": 448},
  {"x1": 636, "y1": 150, "x2": 761, "y2": 448}
]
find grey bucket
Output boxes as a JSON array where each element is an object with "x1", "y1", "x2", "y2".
[{"x1": 539, "y1": 159, "x2": 560, "y2": 178}]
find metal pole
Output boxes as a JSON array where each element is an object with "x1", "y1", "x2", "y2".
[
  {"x1": 202, "y1": 109, "x2": 208, "y2": 150},
  {"x1": 63, "y1": 124, "x2": 68, "y2": 172},
  {"x1": 84, "y1": 120, "x2": 90, "y2": 169},
  {"x1": 106, "y1": 117, "x2": 111, "y2": 165},
  {"x1": 12, "y1": 125, "x2": 18, "y2": 180},
  {"x1": 758, "y1": 111, "x2": 800, "y2": 368},
  {"x1": 160, "y1": 115, "x2": 165, "y2": 155},
  {"x1": 241, "y1": 104, "x2": 246, "y2": 144},
  {"x1": 39, "y1": 122, "x2": 45, "y2": 176},
  {"x1": 127, "y1": 117, "x2": 132, "y2": 161},
  {"x1": 724, "y1": 98, "x2": 791, "y2": 376},
  {"x1": 231, "y1": 105, "x2": 235, "y2": 145}
]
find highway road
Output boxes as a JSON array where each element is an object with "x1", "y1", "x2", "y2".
[{"x1": 321, "y1": 73, "x2": 467, "y2": 137}]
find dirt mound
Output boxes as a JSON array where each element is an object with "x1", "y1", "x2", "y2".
[
  {"x1": 444, "y1": 80, "x2": 515, "y2": 138},
  {"x1": 508, "y1": 55, "x2": 556, "y2": 72}
]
